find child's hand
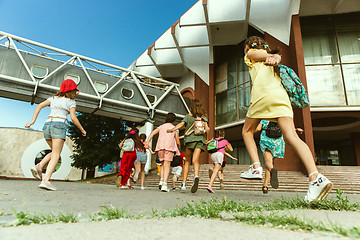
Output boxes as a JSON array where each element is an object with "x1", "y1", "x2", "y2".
[
  {"x1": 295, "y1": 128, "x2": 304, "y2": 134},
  {"x1": 25, "y1": 120, "x2": 35, "y2": 128},
  {"x1": 232, "y1": 157, "x2": 238, "y2": 161},
  {"x1": 144, "y1": 142, "x2": 150, "y2": 149}
]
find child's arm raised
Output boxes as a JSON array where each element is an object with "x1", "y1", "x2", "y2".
[
  {"x1": 206, "y1": 138, "x2": 214, "y2": 145},
  {"x1": 167, "y1": 121, "x2": 185, "y2": 133},
  {"x1": 25, "y1": 100, "x2": 50, "y2": 128},
  {"x1": 225, "y1": 142, "x2": 234, "y2": 152},
  {"x1": 247, "y1": 50, "x2": 281, "y2": 66}
]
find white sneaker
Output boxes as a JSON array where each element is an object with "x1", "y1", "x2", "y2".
[
  {"x1": 305, "y1": 174, "x2": 333, "y2": 202},
  {"x1": 240, "y1": 164, "x2": 263, "y2": 180},
  {"x1": 181, "y1": 184, "x2": 186, "y2": 190},
  {"x1": 140, "y1": 186, "x2": 146, "y2": 190},
  {"x1": 159, "y1": 180, "x2": 163, "y2": 190},
  {"x1": 161, "y1": 184, "x2": 169, "y2": 192}
]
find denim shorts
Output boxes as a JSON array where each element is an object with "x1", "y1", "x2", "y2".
[{"x1": 42, "y1": 121, "x2": 67, "y2": 140}]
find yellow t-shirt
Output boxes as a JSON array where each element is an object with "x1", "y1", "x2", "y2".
[{"x1": 244, "y1": 49, "x2": 293, "y2": 119}]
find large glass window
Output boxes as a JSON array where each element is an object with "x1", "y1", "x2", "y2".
[
  {"x1": 215, "y1": 44, "x2": 250, "y2": 126},
  {"x1": 301, "y1": 13, "x2": 360, "y2": 106}
]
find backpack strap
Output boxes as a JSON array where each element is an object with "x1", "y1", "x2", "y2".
[{"x1": 185, "y1": 121, "x2": 196, "y2": 136}]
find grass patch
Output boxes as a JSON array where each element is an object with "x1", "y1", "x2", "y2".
[
  {"x1": 11, "y1": 209, "x2": 78, "y2": 226},
  {"x1": 8, "y1": 190, "x2": 360, "y2": 238},
  {"x1": 90, "y1": 206, "x2": 133, "y2": 221}
]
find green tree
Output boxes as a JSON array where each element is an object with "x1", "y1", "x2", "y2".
[{"x1": 68, "y1": 112, "x2": 127, "y2": 179}]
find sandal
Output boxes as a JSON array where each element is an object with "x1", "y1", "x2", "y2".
[
  {"x1": 262, "y1": 186, "x2": 268, "y2": 194},
  {"x1": 206, "y1": 186, "x2": 215, "y2": 193}
]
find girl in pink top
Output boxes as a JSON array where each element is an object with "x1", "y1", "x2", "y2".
[
  {"x1": 146, "y1": 113, "x2": 180, "y2": 192},
  {"x1": 206, "y1": 129, "x2": 237, "y2": 193}
]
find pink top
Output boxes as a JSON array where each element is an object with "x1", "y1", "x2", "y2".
[
  {"x1": 155, "y1": 123, "x2": 180, "y2": 155},
  {"x1": 215, "y1": 137, "x2": 229, "y2": 154}
]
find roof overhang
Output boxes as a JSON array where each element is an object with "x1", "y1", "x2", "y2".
[{"x1": 131, "y1": 0, "x2": 301, "y2": 83}]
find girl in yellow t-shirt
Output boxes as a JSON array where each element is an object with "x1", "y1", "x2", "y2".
[{"x1": 240, "y1": 36, "x2": 332, "y2": 202}]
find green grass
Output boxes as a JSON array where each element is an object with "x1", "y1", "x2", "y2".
[
  {"x1": 11, "y1": 209, "x2": 78, "y2": 226},
  {"x1": 7, "y1": 190, "x2": 360, "y2": 238}
]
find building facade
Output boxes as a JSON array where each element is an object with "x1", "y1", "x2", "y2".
[{"x1": 131, "y1": 0, "x2": 360, "y2": 171}]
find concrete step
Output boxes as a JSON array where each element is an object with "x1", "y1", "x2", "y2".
[{"x1": 91, "y1": 165, "x2": 360, "y2": 194}]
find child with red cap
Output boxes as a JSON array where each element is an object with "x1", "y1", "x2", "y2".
[{"x1": 25, "y1": 79, "x2": 86, "y2": 191}]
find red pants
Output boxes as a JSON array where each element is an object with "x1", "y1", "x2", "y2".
[{"x1": 117, "y1": 151, "x2": 137, "y2": 186}]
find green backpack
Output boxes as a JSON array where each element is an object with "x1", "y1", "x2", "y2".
[{"x1": 207, "y1": 139, "x2": 225, "y2": 153}]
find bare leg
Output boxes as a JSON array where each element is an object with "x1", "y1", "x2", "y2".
[
  {"x1": 182, "y1": 148, "x2": 193, "y2": 184},
  {"x1": 242, "y1": 117, "x2": 261, "y2": 168},
  {"x1": 277, "y1": 117, "x2": 318, "y2": 181},
  {"x1": 133, "y1": 161, "x2": 141, "y2": 182},
  {"x1": 42, "y1": 138, "x2": 64, "y2": 182},
  {"x1": 192, "y1": 148, "x2": 202, "y2": 176},
  {"x1": 209, "y1": 163, "x2": 222, "y2": 187},
  {"x1": 263, "y1": 151, "x2": 273, "y2": 187},
  {"x1": 140, "y1": 164, "x2": 145, "y2": 187},
  {"x1": 163, "y1": 161, "x2": 171, "y2": 183}
]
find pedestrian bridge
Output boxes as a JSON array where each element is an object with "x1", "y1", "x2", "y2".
[{"x1": 0, "y1": 31, "x2": 190, "y2": 124}]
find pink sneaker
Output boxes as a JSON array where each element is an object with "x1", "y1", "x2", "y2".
[{"x1": 206, "y1": 186, "x2": 215, "y2": 193}]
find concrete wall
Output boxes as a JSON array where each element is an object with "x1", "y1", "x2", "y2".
[{"x1": 0, "y1": 127, "x2": 82, "y2": 180}]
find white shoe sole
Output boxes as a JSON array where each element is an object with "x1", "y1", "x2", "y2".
[
  {"x1": 314, "y1": 183, "x2": 333, "y2": 201},
  {"x1": 240, "y1": 174, "x2": 262, "y2": 180},
  {"x1": 39, "y1": 183, "x2": 56, "y2": 191},
  {"x1": 31, "y1": 167, "x2": 41, "y2": 180}
]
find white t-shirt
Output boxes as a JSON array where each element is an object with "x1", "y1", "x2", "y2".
[{"x1": 47, "y1": 96, "x2": 76, "y2": 119}]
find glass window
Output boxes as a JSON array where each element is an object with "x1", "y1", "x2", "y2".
[
  {"x1": 305, "y1": 65, "x2": 346, "y2": 106},
  {"x1": 342, "y1": 64, "x2": 360, "y2": 105},
  {"x1": 31, "y1": 65, "x2": 48, "y2": 79},
  {"x1": 146, "y1": 94, "x2": 157, "y2": 104},
  {"x1": 64, "y1": 74, "x2": 80, "y2": 85},
  {"x1": 238, "y1": 82, "x2": 251, "y2": 119},
  {"x1": 94, "y1": 81, "x2": 108, "y2": 94},
  {"x1": 301, "y1": 13, "x2": 360, "y2": 106},
  {"x1": 302, "y1": 33, "x2": 339, "y2": 65},
  {"x1": 337, "y1": 30, "x2": 360, "y2": 63},
  {"x1": 216, "y1": 88, "x2": 237, "y2": 125},
  {"x1": 227, "y1": 58, "x2": 237, "y2": 88},
  {"x1": 121, "y1": 87, "x2": 134, "y2": 100}
]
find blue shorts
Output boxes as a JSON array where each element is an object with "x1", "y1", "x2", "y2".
[
  {"x1": 135, "y1": 150, "x2": 147, "y2": 164},
  {"x1": 42, "y1": 121, "x2": 67, "y2": 140}
]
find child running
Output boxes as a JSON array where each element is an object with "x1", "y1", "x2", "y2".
[
  {"x1": 257, "y1": 120, "x2": 304, "y2": 194},
  {"x1": 240, "y1": 36, "x2": 333, "y2": 202},
  {"x1": 132, "y1": 133, "x2": 154, "y2": 190},
  {"x1": 116, "y1": 130, "x2": 141, "y2": 189},
  {"x1": 25, "y1": 79, "x2": 86, "y2": 191},
  {"x1": 171, "y1": 152, "x2": 186, "y2": 190},
  {"x1": 206, "y1": 129, "x2": 237, "y2": 193},
  {"x1": 146, "y1": 113, "x2": 180, "y2": 192},
  {"x1": 167, "y1": 99, "x2": 209, "y2": 193}
]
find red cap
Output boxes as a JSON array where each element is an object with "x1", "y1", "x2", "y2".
[{"x1": 60, "y1": 79, "x2": 78, "y2": 93}]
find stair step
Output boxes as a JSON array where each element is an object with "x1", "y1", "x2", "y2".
[{"x1": 91, "y1": 165, "x2": 360, "y2": 194}]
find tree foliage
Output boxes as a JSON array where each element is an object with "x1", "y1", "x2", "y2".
[{"x1": 68, "y1": 112, "x2": 127, "y2": 171}]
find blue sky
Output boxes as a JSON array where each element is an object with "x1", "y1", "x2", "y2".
[{"x1": 0, "y1": 0, "x2": 198, "y2": 130}]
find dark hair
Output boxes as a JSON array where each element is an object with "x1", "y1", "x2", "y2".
[
  {"x1": 139, "y1": 133, "x2": 146, "y2": 141},
  {"x1": 190, "y1": 99, "x2": 206, "y2": 118},
  {"x1": 125, "y1": 129, "x2": 144, "y2": 151},
  {"x1": 245, "y1": 36, "x2": 280, "y2": 76},
  {"x1": 165, "y1": 112, "x2": 176, "y2": 123},
  {"x1": 215, "y1": 129, "x2": 225, "y2": 138}
]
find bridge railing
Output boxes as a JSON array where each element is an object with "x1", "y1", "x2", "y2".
[{"x1": 0, "y1": 31, "x2": 190, "y2": 122}]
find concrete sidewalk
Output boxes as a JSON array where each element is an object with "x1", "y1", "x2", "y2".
[{"x1": 1, "y1": 179, "x2": 360, "y2": 239}]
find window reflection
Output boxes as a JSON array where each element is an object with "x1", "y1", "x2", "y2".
[{"x1": 301, "y1": 13, "x2": 360, "y2": 106}]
